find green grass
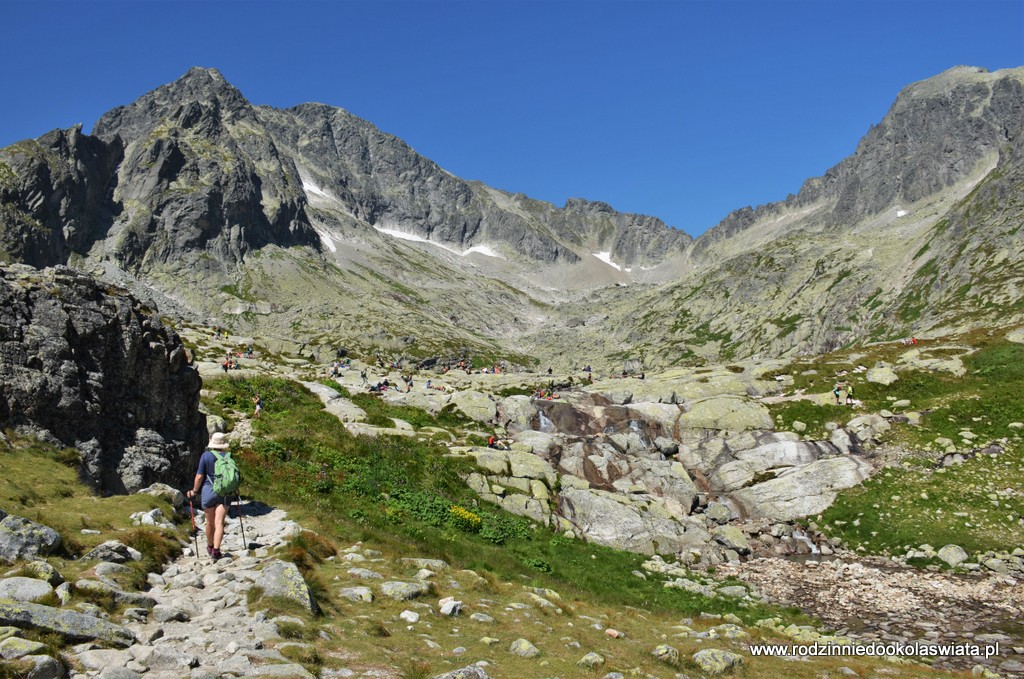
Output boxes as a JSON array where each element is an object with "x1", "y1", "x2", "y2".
[
  {"x1": 782, "y1": 335, "x2": 1024, "y2": 557},
  {"x1": 818, "y1": 447, "x2": 1024, "y2": 556},
  {"x1": 768, "y1": 400, "x2": 838, "y2": 439},
  {"x1": 348, "y1": 393, "x2": 475, "y2": 431}
]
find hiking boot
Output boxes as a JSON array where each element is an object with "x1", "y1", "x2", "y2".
[
  {"x1": 206, "y1": 545, "x2": 215, "y2": 557},
  {"x1": 212, "y1": 549, "x2": 224, "y2": 560}
]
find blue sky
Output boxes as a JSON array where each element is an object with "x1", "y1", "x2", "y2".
[{"x1": 2, "y1": 1, "x2": 1021, "y2": 236}]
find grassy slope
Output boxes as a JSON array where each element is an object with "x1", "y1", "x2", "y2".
[{"x1": 765, "y1": 330, "x2": 1024, "y2": 557}]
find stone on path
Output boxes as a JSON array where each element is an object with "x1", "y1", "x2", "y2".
[
  {"x1": 254, "y1": 560, "x2": 318, "y2": 614},
  {"x1": 75, "y1": 580, "x2": 156, "y2": 608},
  {"x1": 0, "y1": 600, "x2": 135, "y2": 647},
  {"x1": 577, "y1": 651, "x2": 605, "y2": 668}
]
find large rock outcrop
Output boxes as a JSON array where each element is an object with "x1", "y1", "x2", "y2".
[
  {"x1": 0, "y1": 265, "x2": 206, "y2": 493},
  {"x1": 459, "y1": 389, "x2": 875, "y2": 561}
]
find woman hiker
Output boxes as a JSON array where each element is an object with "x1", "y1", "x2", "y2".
[{"x1": 187, "y1": 432, "x2": 230, "y2": 560}]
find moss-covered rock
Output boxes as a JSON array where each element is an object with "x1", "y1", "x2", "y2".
[
  {"x1": 0, "y1": 516, "x2": 61, "y2": 563},
  {"x1": 692, "y1": 648, "x2": 744, "y2": 674},
  {"x1": 254, "y1": 559, "x2": 318, "y2": 614},
  {"x1": 0, "y1": 600, "x2": 135, "y2": 647}
]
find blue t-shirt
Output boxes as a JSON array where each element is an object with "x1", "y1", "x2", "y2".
[{"x1": 197, "y1": 450, "x2": 219, "y2": 489}]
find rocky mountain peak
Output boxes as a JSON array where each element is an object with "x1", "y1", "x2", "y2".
[
  {"x1": 93, "y1": 66, "x2": 253, "y2": 145},
  {"x1": 692, "y1": 65, "x2": 1024, "y2": 260}
]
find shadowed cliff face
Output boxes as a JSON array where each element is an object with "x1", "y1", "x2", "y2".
[
  {"x1": 0, "y1": 265, "x2": 206, "y2": 494},
  {"x1": 0, "y1": 126, "x2": 123, "y2": 267}
]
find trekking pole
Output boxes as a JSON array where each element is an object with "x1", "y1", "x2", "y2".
[
  {"x1": 237, "y1": 494, "x2": 248, "y2": 552},
  {"x1": 188, "y1": 497, "x2": 200, "y2": 563}
]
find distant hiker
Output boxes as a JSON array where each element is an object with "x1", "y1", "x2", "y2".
[
  {"x1": 222, "y1": 358, "x2": 230, "y2": 374},
  {"x1": 252, "y1": 394, "x2": 263, "y2": 418},
  {"x1": 187, "y1": 433, "x2": 234, "y2": 560},
  {"x1": 547, "y1": 367, "x2": 553, "y2": 375},
  {"x1": 845, "y1": 383, "x2": 855, "y2": 405},
  {"x1": 361, "y1": 369, "x2": 368, "y2": 385},
  {"x1": 833, "y1": 383, "x2": 842, "y2": 405}
]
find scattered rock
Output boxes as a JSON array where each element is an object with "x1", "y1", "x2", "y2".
[
  {"x1": 0, "y1": 600, "x2": 135, "y2": 647},
  {"x1": 433, "y1": 666, "x2": 492, "y2": 679},
  {"x1": 135, "y1": 483, "x2": 185, "y2": 508},
  {"x1": 651, "y1": 644, "x2": 679, "y2": 664},
  {"x1": 81, "y1": 541, "x2": 142, "y2": 564},
  {"x1": 577, "y1": 651, "x2": 605, "y2": 668},
  {"x1": 15, "y1": 560, "x2": 64, "y2": 586},
  {"x1": 937, "y1": 544, "x2": 969, "y2": 568},
  {"x1": 381, "y1": 581, "x2": 431, "y2": 601},
  {"x1": 692, "y1": 648, "x2": 744, "y2": 674},
  {"x1": 509, "y1": 638, "x2": 540, "y2": 658},
  {"x1": 0, "y1": 516, "x2": 62, "y2": 563},
  {"x1": 439, "y1": 596, "x2": 463, "y2": 616},
  {"x1": 0, "y1": 636, "x2": 47, "y2": 659},
  {"x1": 254, "y1": 560, "x2": 318, "y2": 614},
  {"x1": 0, "y1": 577, "x2": 55, "y2": 603},
  {"x1": 866, "y1": 364, "x2": 899, "y2": 385}
]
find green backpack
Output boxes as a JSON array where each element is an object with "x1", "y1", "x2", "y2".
[{"x1": 212, "y1": 451, "x2": 242, "y2": 496}]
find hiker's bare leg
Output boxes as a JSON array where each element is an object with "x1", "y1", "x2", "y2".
[
  {"x1": 203, "y1": 507, "x2": 216, "y2": 547},
  {"x1": 204, "y1": 504, "x2": 227, "y2": 548},
  {"x1": 212, "y1": 503, "x2": 228, "y2": 549}
]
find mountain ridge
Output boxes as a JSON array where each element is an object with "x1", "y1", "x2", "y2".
[{"x1": 1, "y1": 65, "x2": 1022, "y2": 368}]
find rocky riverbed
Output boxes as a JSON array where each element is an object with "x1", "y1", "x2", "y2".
[{"x1": 715, "y1": 556, "x2": 1024, "y2": 676}]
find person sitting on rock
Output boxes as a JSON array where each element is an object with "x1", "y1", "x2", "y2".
[{"x1": 186, "y1": 433, "x2": 231, "y2": 560}]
